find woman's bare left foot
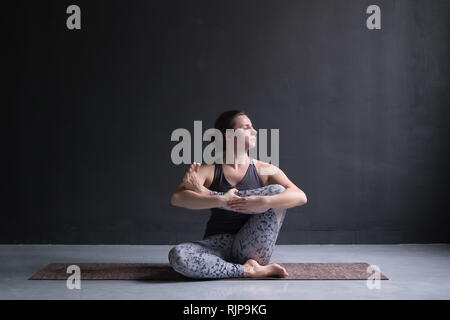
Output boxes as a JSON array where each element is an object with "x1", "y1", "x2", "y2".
[{"x1": 243, "y1": 259, "x2": 289, "y2": 278}]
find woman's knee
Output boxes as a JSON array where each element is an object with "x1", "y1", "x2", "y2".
[
  {"x1": 238, "y1": 184, "x2": 286, "y2": 197},
  {"x1": 168, "y1": 244, "x2": 189, "y2": 269},
  {"x1": 265, "y1": 184, "x2": 285, "y2": 195}
]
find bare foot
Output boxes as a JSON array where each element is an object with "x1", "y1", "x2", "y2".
[{"x1": 243, "y1": 259, "x2": 289, "y2": 278}]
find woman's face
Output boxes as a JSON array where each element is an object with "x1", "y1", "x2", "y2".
[{"x1": 230, "y1": 114, "x2": 257, "y2": 150}]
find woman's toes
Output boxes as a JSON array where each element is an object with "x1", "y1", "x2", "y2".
[{"x1": 273, "y1": 264, "x2": 289, "y2": 277}]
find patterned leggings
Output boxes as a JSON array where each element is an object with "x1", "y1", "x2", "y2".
[{"x1": 168, "y1": 184, "x2": 287, "y2": 280}]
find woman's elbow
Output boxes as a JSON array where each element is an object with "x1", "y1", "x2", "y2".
[
  {"x1": 299, "y1": 192, "x2": 307, "y2": 205},
  {"x1": 170, "y1": 193, "x2": 180, "y2": 207},
  {"x1": 171, "y1": 192, "x2": 194, "y2": 209}
]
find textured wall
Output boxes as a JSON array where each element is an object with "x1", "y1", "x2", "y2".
[{"x1": 3, "y1": 0, "x2": 449, "y2": 244}]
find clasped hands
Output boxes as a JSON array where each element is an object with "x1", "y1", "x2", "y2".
[
  {"x1": 221, "y1": 188, "x2": 270, "y2": 213},
  {"x1": 182, "y1": 162, "x2": 271, "y2": 213}
]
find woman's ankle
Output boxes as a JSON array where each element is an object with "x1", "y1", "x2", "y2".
[{"x1": 243, "y1": 263, "x2": 253, "y2": 277}]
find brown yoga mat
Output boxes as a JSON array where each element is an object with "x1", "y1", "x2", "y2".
[{"x1": 29, "y1": 262, "x2": 389, "y2": 281}]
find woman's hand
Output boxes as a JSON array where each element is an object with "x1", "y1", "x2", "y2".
[
  {"x1": 221, "y1": 188, "x2": 240, "y2": 202},
  {"x1": 218, "y1": 188, "x2": 241, "y2": 211},
  {"x1": 227, "y1": 195, "x2": 271, "y2": 213},
  {"x1": 182, "y1": 162, "x2": 208, "y2": 194}
]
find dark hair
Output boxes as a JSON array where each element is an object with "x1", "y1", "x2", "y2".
[{"x1": 212, "y1": 110, "x2": 247, "y2": 156}]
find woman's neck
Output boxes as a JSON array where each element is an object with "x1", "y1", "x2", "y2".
[{"x1": 223, "y1": 153, "x2": 249, "y2": 169}]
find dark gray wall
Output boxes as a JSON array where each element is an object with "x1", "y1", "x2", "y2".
[{"x1": 3, "y1": 0, "x2": 449, "y2": 244}]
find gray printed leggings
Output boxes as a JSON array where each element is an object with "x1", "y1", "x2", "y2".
[{"x1": 168, "y1": 184, "x2": 287, "y2": 280}]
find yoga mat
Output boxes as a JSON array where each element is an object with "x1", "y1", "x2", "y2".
[{"x1": 29, "y1": 262, "x2": 389, "y2": 281}]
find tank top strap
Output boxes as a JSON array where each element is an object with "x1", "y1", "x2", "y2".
[
  {"x1": 212, "y1": 161, "x2": 221, "y2": 183},
  {"x1": 211, "y1": 157, "x2": 257, "y2": 191}
]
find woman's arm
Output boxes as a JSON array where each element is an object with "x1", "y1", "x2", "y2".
[
  {"x1": 227, "y1": 163, "x2": 307, "y2": 212},
  {"x1": 170, "y1": 162, "x2": 241, "y2": 210},
  {"x1": 264, "y1": 164, "x2": 307, "y2": 209},
  {"x1": 170, "y1": 186, "x2": 226, "y2": 210}
]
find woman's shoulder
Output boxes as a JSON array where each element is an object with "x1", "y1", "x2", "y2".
[
  {"x1": 198, "y1": 163, "x2": 216, "y2": 189},
  {"x1": 252, "y1": 159, "x2": 280, "y2": 177},
  {"x1": 252, "y1": 158, "x2": 272, "y2": 170},
  {"x1": 198, "y1": 163, "x2": 215, "y2": 176}
]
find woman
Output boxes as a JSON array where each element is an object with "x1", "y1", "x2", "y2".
[{"x1": 169, "y1": 110, "x2": 307, "y2": 279}]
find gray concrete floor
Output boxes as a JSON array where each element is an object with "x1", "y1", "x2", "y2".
[{"x1": 1, "y1": 244, "x2": 449, "y2": 300}]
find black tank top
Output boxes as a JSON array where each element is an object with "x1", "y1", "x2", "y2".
[{"x1": 203, "y1": 157, "x2": 263, "y2": 239}]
